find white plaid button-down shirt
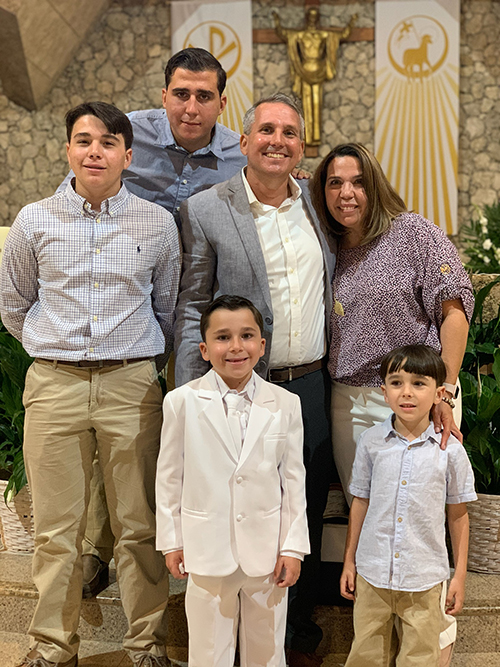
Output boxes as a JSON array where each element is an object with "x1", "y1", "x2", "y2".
[{"x1": 0, "y1": 182, "x2": 181, "y2": 360}]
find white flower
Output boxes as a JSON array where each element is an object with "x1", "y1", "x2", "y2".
[
  {"x1": 480, "y1": 214, "x2": 488, "y2": 226},
  {"x1": 483, "y1": 239, "x2": 493, "y2": 250},
  {"x1": 484, "y1": 255, "x2": 491, "y2": 264},
  {"x1": 495, "y1": 248, "x2": 500, "y2": 262}
]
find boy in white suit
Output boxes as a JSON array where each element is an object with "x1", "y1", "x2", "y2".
[{"x1": 156, "y1": 295, "x2": 310, "y2": 667}]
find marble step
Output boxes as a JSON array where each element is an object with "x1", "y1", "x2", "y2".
[{"x1": 1, "y1": 553, "x2": 499, "y2": 664}]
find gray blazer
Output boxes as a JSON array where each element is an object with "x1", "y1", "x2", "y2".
[{"x1": 175, "y1": 171, "x2": 336, "y2": 386}]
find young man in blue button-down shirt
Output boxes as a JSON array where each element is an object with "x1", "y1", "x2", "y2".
[{"x1": 340, "y1": 344, "x2": 476, "y2": 667}]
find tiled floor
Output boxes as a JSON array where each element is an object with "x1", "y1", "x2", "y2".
[
  {"x1": 0, "y1": 632, "x2": 188, "y2": 667},
  {"x1": 2, "y1": 551, "x2": 500, "y2": 666}
]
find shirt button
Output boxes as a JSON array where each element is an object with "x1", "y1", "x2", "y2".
[
  {"x1": 182, "y1": 179, "x2": 187, "y2": 185},
  {"x1": 285, "y1": 237, "x2": 289, "y2": 243},
  {"x1": 294, "y1": 298, "x2": 298, "y2": 305},
  {"x1": 176, "y1": 206, "x2": 180, "y2": 212},
  {"x1": 94, "y1": 282, "x2": 99, "y2": 288},
  {"x1": 236, "y1": 514, "x2": 243, "y2": 522},
  {"x1": 89, "y1": 347, "x2": 94, "y2": 353},
  {"x1": 96, "y1": 217, "x2": 101, "y2": 223},
  {"x1": 93, "y1": 315, "x2": 97, "y2": 322},
  {"x1": 408, "y1": 445, "x2": 412, "y2": 450},
  {"x1": 398, "y1": 517, "x2": 403, "y2": 523},
  {"x1": 395, "y1": 552, "x2": 400, "y2": 559},
  {"x1": 289, "y1": 268, "x2": 294, "y2": 274},
  {"x1": 96, "y1": 248, "x2": 101, "y2": 254},
  {"x1": 401, "y1": 480, "x2": 407, "y2": 486},
  {"x1": 236, "y1": 477, "x2": 243, "y2": 484},
  {"x1": 294, "y1": 331, "x2": 298, "y2": 337}
]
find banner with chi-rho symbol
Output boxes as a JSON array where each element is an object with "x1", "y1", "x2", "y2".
[{"x1": 171, "y1": 0, "x2": 253, "y2": 135}]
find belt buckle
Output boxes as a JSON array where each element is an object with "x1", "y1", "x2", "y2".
[{"x1": 289, "y1": 367, "x2": 293, "y2": 382}]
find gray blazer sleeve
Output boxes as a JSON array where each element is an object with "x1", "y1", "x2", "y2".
[{"x1": 174, "y1": 197, "x2": 214, "y2": 386}]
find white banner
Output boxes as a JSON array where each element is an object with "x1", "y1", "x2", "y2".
[
  {"x1": 171, "y1": 0, "x2": 253, "y2": 134},
  {"x1": 375, "y1": 0, "x2": 460, "y2": 234}
]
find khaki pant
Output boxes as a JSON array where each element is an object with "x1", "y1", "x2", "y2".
[
  {"x1": 23, "y1": 359, "x2": 169, "y2": 663},
  {"x1": 83, "y1": 353, "x2": 175, "y2": 562},
  {"x1": 345, "y1": 576, "x2": 442, "y2": 667}
]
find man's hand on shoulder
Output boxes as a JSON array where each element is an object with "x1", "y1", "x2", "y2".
[{"x1": 291, "y1": 167, "x2": 311, "y2": 180}]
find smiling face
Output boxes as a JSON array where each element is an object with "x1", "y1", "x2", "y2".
[
  {"x1": 382, "y1": 368, "x2": 444, "y2": 436},
  {"x1": 66, "y1": 114, "x2": 132, "y2": 208},
  {"x1": 199, "y1": 307, "x2": 266, "y2": 390},
  {"x1": 162, "y1": 68, "x2": 227, "y2": 153},
  {"x1": 240, "y1": 102, "x2": 304, "y2": 186},
  {"x1": 325, "y1": 156, "x2": 368, "y2": 247}
]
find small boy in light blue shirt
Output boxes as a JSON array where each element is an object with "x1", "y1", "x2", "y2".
[{"x1": 341, "y1": 344, "x2": 477, "y2": 666}]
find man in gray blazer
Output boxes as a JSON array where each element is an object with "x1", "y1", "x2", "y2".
[{"x1": 175, "y1": 93, "x2": 336, "y2": 667}]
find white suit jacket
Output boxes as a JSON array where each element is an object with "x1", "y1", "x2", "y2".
[{"x1": 155, "y1": 369, "x2": 310, "y2": 577}]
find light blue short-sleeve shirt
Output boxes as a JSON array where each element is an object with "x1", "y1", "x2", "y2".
[{"x1": 349, "y1": 417, "x2": 477, "y2": 592}]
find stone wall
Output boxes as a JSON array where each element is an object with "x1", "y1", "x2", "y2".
[{"x1": 0, "y1": 0, "x2": 499, "y2": 229}]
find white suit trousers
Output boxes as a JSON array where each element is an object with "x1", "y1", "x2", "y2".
[{"x1": 185, "y1": 567, "x2": 288, "y2": 667}]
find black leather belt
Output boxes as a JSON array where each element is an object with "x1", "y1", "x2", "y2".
[
  {"x1": 268, "y1": 358, "x2": 325, "y2": 383},
  {"x1": 36, "y1": 357, "x2": 151, "y2": 369}
]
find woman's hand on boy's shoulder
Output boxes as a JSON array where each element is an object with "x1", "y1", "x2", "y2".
[
  {"x1": 165, "y1": 549, "x2": 188, "y2": 580},
  {"x1": 340, "y1": 562, "x2": 357, "y2": 601},
  {"x1": 274, "y1": 555, "x2": 301, "y2": 588}
]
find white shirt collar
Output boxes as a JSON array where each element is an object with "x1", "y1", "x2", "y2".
[
  {"x1": 241, "y1": 168, "x2": 301, "y2": 210},
  {"x1": 214, "y1": 371, "x2": 256, "y2": 401}
]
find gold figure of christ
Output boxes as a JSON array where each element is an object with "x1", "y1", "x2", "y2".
[{"x1": 273, "y1": 8, "x2": 357, "y2": 146}]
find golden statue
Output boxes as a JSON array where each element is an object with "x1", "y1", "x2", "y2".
[{"x1": 273, "y1": 8, "x2": 357, "y2": 146}]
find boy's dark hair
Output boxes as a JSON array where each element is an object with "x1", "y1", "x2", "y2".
[
  {"x1": 65, "y1": 101, "x2": 134, "y2": 150},
  {"x1": 200, "y1": 295, "x2": 264, "y2": 341},
  {"x1": 164, "y1": 48, "x2": 227, "y2": 96},
  {"x1": 380, "y1": 345, "x2": 446, "y2": 386}
]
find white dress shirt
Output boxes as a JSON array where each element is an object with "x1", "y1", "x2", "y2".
[
  {"x1": 215, "y1": 373, "x2": 256, "y2": 449},
  {"x1": 349, "y1": 417, "x2": 477, "y2": 592},
  {"x1": 242, "y1": 170, "x2": 326, "y2": 368}
]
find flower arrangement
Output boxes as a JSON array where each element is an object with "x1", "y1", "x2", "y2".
[{"x1": 461, "y1": 202, "x2": 500, "y2": 273}]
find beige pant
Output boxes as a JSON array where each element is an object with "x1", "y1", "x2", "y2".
[
  {"x1": 23, "y1": 359, "x2": 169, "y2": 663},
  {"x1": 345, "y1": 576, "x2": 442, "y2": 667},
  {"x1": 186, "y1": 567, "x2": 288, "y2": 667},
  {"x1": 83, "y1": 353, "x2": 175, "y2": 562}
]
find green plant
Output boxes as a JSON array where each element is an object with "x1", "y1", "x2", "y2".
[
  {"x1": 461, "y1": 202, "x2": 500, "y2": 273},
  {"x1": 0, "y1": 319, "x2": 33, "y2": 501},
  {"x1": 460, "y1": 275, "x2": 500, "y2": 494}
]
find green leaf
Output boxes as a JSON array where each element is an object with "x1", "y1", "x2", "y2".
[{"x1": 471, "y1": 275, "x2": 500, "y2": 325}]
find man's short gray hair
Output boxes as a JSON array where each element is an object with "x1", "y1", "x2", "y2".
[{"x1": 242, "y1": 93, "x2": 305, "y2": 141}]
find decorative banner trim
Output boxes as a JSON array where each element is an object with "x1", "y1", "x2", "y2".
[
  {"x1": 375, "y1": 1, "x2": 460, "y2": 234},
  {"x1": 171, "y1": 0, "x2": 253, "y2": 134}
]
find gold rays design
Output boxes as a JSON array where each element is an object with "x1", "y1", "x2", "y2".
[
  {"x1": 220, "y1": 62, "x2": 253, "y2": 134},
  {"x1": 375, "y1": 63, "x2": 458, "y2": 234}
]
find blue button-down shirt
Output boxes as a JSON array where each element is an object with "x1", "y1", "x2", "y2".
[
  {"x1": 349, "y1": 417, "x2": 477, "y2": 592},
  {"x1": 123, "y1": 109, "x2": 246, "y2": 222},
  {"x1": 0, "y1": 182, "x2": 181, "y2": 361}
]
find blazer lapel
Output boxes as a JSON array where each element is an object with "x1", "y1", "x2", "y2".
[
  {"x1": 198, "y1": 371, "x2": 239, "y2": 463},
  {"x1": 237, "y1": 375, "x2": 275, "y2": 469},
  {"x1": 226, "y1": 174, "x2": 273, "y2": 312}
]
